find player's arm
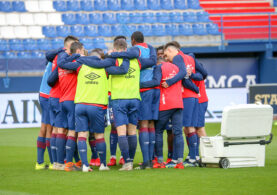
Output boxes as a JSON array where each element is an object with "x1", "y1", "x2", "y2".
[
  {"x1": 188, "y1": 53, "x2": 208, "y2": 80},
  {"x1": 140, "y1": 65, "x2": 162, "y2": 88},
  {"x1": 105, "y1": 58, "x2": 130, "y2": 75},
  {"x1": 47, "y1": 66, "x2": 59, "y2": 87},
  {"x1": 182, "y1": 79, "x2": 199, "y2": 94},
  {"x1": 57, "y1": 53, "x2": 80, "y2": 69},
  {"x1": 59, "y1": 60, "x2": 82, "y2": 71},
  {"x1": 109, "y1": 47, "x2": 140, "y2": 59},
  {"x1": 77, "y1": 56, "x2": 114, "y2": 68},
  {"x1": 139, "y1": 44, "x2": 157, "y2": 70},
  {"x1": 45, "y1": 48, "x2": 64, "y2": 62},
  {"x1": 164, "y1": 55, "x2": 187, "y2": 87}
]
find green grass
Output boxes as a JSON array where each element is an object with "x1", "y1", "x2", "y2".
[{"x1": 0, "y1": 123, "x2": 277, "y2": 195}]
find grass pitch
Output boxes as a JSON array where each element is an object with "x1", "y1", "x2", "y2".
[{"x1": 0, "y1": 123, "x2": 277, "y2": 195}]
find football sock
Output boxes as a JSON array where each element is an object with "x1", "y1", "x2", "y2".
[
  {"x1": 50, "y1": 133, "x2": 57, "y2": 163},
  {"x1": 128, "y1": 134, "x2": 137, "y2": 162},
  {"x1": 45, "y1": 138, "x2": 53, "y2": 164},
  {"x1": 148, "y1": 128, "x2": 155, "y2": 162},
  {"x1": 188, "y1": 132, "x2": 197, "y2": 162},
  {"x1": 37, "y1": 136, "x2": 46, "y2": 164},
  {"x1": 65, "y1": 136, "x2": 76, "y2": 163},
  {"x1": 139, "y1": 128, "x2": 149, "y2": 163},
  {"x1": 110, "y1": 128, "x2": 118, "y2": 157},
  {"x1": 56, "y1": 133, "x2": 66, "y2": 164},
  {"x1": 196, "y1": 135, "x2": 200, "y2": 160},
  {"x1": 173, "y1": 133, "x2": 184, "y2": 162},
  {"x1": 78, "y1": 137, "x2": 89, "y2": 166},
  {"x1": 96, "y1": 138, "x2": 107, "y2": 166},
  {"x1": 89, "y1": 140, "x2": 98, "y2": 159},
  {"x1": 155, "y1": 131, "x2": 163, "y2": 161},
  {"x1": 118, "y1": 135, "x2": 130, "y2": 163},
  {"x1": 73, "y1": 145, "x2": 80, "y2": 162}
]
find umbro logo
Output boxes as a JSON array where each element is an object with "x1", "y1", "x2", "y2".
[
  {"x1": 127, "y1": 67, "x2": 135, "y2": 75},
  {"x1": 85, "y1": 72, "x2": 100, "y2": 81}
]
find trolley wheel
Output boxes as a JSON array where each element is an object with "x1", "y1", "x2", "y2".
[{"x1": 219, "y1": 158, "x2": 230, "y2": 169}]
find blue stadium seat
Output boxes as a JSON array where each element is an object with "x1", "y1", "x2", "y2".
[
  {"x1": 53, "y1": 1, "x2": 68, "y2": 12},
  {"x1": 138, "y1": 25, "x2": 152, "y2": 36},
  {"x1": 121, "y1": 0, "x2": 134, "y2": 11},
  {"x1": 67, "y1": 0, "x2": 81, "y2": 11},
  {"x1": 156, "y1": 12, "x2": 170, "y2": 23},
  {"x1": 116, "y1": 13, "x2": 129, "y2": 24},
  {"x1": 147, "y1": 0, "x2": 160, "y2": 10},
  {"x1": 2, "y1": 52, "x2": 17, "y2": 59},
  {"x1": 57, "y1": 26, "x2": 71, "y2": 37},
  {"x1": 94, "y1": 0, "x2": 107, "y2": 11},
  {"x1": 111, "y1": 25, "x2": 123, "y2": 36},
  {"x1": 160, "y1": 0, "x2": 174, "y2": 10},
  {"x1": 179, "y1": 24, "x2": 193, "y2": 36},
  {"x1": 37, "y1": 39, "x2": 52, "y2": 51},
  {"x1": 183, "y1": 12, "x2": 197, "y2": 23},
  {"x1": 71, "y1": 26, "x2": 85, "y2": 37},
  {"x1": 42, "y1": 26, "x2": 57, "y2": 38},
  {"x1": 165, "y1": 24, "x2": 179, "y2": 36},
  {"x1": 31, "y1": 51, "x2": 44, "y2": 59},
  {"x1": 80, "y1": 0, "x2": 94, "y2": 11},
  {"x1": 135, "y1": 0, "x2": 147, "y2": 10},
  {"x1": 23, "y1": 39, "x2": 37, "y2": 51},
  {"x1": 152, "y1": 24, "x2": 166, "y2": 36},
  {"x1": 103, "y1": 13, "x2": 117, "y2": 24},
  {"x1": 89, "y1": 13, "x2": 103, "y2": 24},
  {"x1": 174, "y1": 0, "x2": 187, "y2": 9},
  {"x1": 93, "y1": 38, "x2": 107, "y2": 49},
  {"x1": 62, "y1": 13, "x2": 76, "y2": 25},
  {"x1": 17, "y1": 52, "x2": 31, "y2": 59},
  {"x1": 0, "y1": 1, "x2": 13, "y2": 12},
  {"x1": 98, "y1": 25, "x2": 112, "y2": 37},
  {"x1": 197, "y1": 11, "x2": 210, "y2": 22},
  {"x1": 193, "y1": 24, "x2": 207, "y2": 35},
  {"x1": 108, "y1": 0, "x2": 121, "y2": 11},
  {"x1": 52, "y1": 38, "x2": 64, "y2": 49},
  {"x1": 12, "y1": 1, "x2": 26, "y2": 12},
  {"x1": 80, "y1": 38, "x2": 94, "y2": 50},
  {"x1": 188, "y1": 0, "x2": 201, "y2": 9},
  {"x1": 170, "y1": 12, "x2": 184, "y2": 23},
  {"x1": 84, "y1": 25, "x2": 98, "y2": 37},
  {"x1": 206, "y1": 23, "x2": 220, "y2": 35},
  {"x1": 9, "y1": 39, "x2": 24, "y2": 51},
  {"x1": 124, "y1": 25, "x2": 137, "y2": 36},
  {"x1": 0, "y1": 40, "x2": 9, "y2": 51},
  {"x1": 130, "y1": 13, "x2": 143, "y2": 24},
  {"x1": 143, "y1": 12, "x2": 156, "y2": 24},
  {"x1": 76, "y1": 13, "x2": 90, "y2": 25}
]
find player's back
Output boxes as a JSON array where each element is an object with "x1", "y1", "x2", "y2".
[
  {"x1": 40, "y1": 62, "x2": 52, "y2": 98},
  {"x1": 49, "y1": 55, "x2": 61, "y2": 99}
]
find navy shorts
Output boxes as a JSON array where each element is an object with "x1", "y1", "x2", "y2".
[
  {"x1": 182, "y1": 97, "x2": 199, "y2": 127},
  {"x1": 196, "y1": 102, "x2": 208, "y2": 128},
  {"x1": 139, "y1": 89, "x2": 160, "y2": 121},
  {"x1": 61, "y1": 101, "x2": 75, "y2": 130},
  {"x1": 75, "y1": 104, "x2": 107, "y2": 133},
  {"x1": 39, "y1": 96, "x2": 50, "y2": 125},
  {"x1": 165, "y1": 119, "x2": 172, "y2": 131},
  {"x1": 111, "y1": 99, "x2": 140, "y2": 127},
  {"x1": 49, "y1": 97, "x2": 66, "y2": 128},
  {"x1": 108, "y1": 96, "x2": 114, "y2": 124}
]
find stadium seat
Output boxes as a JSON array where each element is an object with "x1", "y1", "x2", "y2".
[
  {"x1": 138, "y1": 24, "x2": 152, "y2": 36},
  {"x1": 135, "y1": 0, "x2": 147, "y2": 10},
  {"x1": 143, "y1": 12, "x2": 156, "y2": 24},
  {"x1": 206, "y1": 23, "x2": 220, "y2": 35},
  {"x1": 17, "y1": 51, "x2": 31, "y2": 59},
  {"x1": 39, "y1": 1, "x2": 55, "y2": 12},
  {"x1": 6, "y1": 13, "x2": 21, "y2": 25},
  {"x1": 121, "y1": 0, "x2": 135, "y2": 11},
  {"x1": 42, "y1": 26, "x2": 57, "y2": 38},
  {"x1": 80, "y1": 0, "x2": 94, "y2": 11},
  {"x1": 71, "y1": 26, "x2": 85, "y2": 37},
  {"x1": 160, "y1": 0, "x2": 174, "y2": 10},
  {"x1": 48, "y1": 13, "x2": 63, "y2": 25},
  {"x1": 52, "y1": 38, "x2": 64, "y2": 49},
  {"x1": 179, "y1": 23, "x2": 193, "y2": 36},
  {"x1": 37, "y1": 39, "x2": 52, "y2": 50},
  {"x1": 165, "y1": 24, "x2": 179, "y2": 36},
  {"x1": 174, "y1": 0, "x2": 187, "y2": 9},
  {"x1": 103, "y1": 13, "x2": 117, "y2": 24},
  {"x1": 84, "y1": 25, "x2": 98, "y2": 37},
  {"x1": 125, "y1": 25, "x2": 137, "y2": 35},
  {"x1": 111, "y1": 25, "x2": 123, "y2": 36},
  {"x1": 20, "y1": 13, "x2": 34, "y2": 26},
  {"x1": 197, "y1": 11, "x2": 210, "y2": 22},
  {"x1": 53, "y1": 1, "x2": 68, "y2": 12},
  {"x1": 116, "y1": 13, "x2": 129, "y2": 24},
  {"x1": 1, "y1": 26, "x2": 15, "y2": 39},
  {"x1": 14, "y1": 26, "x2": 30, "y2": 39},
  {"x1": 170, "y1": 12, "x2": 183, "y2": 23},
  {"x1": 147, "y1": 0, "x2": 160, "y2": 10},
  {"x1": 187, "y1": 0, "x2": 201, "y2": 9},
  {"x1": 156, "y1": 12, "x2": 170, "y2": 23},
  {"x1": 23, "y1": 39, "x2": 37, "y2": 51},
  {"x1": 0, "y1": 14, "x2": 6, "y2": 26},
  {"x1": 152, "y1": 24, "x2": 166, "y2": 36},
  {"x1": 80, "y1": 38, "x2": 94, "y2": 50},
  {"x1": 28, "y1": 26, "x2": 44, "y2": 38},
  {"x1": 98, "y1": 25, "x2": 112, "y2": 37},
  {"x1": 130, "y1": 13, "x2": 143, "y2": 24},
  {"x1": 0, "y1": 40, "x2": 9, "y2": 51},
  {"x1": 89, "y1": 13, "x2": 103, "y2": 24},
  {"x1": 57, "y1": 26, "x2": 70, "y2": 37},
  {"x1": 67, "y1": 0, "x2": 81, "y2": 11},
  {"x1": 25, "y1": 0, "x2": 40, "y2": 12},
  {"x1": 0, "y1": 1, "x2": 13, "y2": 12},
  {"x1": 2, "y1": 51, "x2": 17, "y2": 58},
  {"x1": 93, "y1": 38, "x2": 107, "y2": 49},
  {"x1": 183, "y1": 12, "x2": 197, "y2": 23},
  {"x1": 33, "y1": 13, "x2": 48, "y2": 25},
  {"x1": 108, "y1": 0, "x2": 121, "y2": 11},
  {"x1": 76, "y1": 13, "x2": 90, "y2": 25},
  {"x1": 13, "y1": 1, "x2": 26, "y2": 12},
  {"x1": 192, "y1": 23, "x2": 207, "y2": 35},
  {"x1": 62, "y1": 13, "x2": 76, "y2": 25},
  {"x1": 9, "y1": 39, "x2": 24, "y2": 51},
  {"x1": 94, "y1": 0, "x2": 107, "y2": 11},
  {"x1": 31, "y1": 51, "x2": 44, "y2": 58}
]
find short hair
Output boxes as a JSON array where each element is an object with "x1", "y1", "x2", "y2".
[
  {"x1": 70, "y1": 42, "x2": 83, "y2": 54},
  {"x1": 114, "y1": 39, "x2": 127, "y2": 50},
  {"x1": 131, "y1": 31, "x2": 144, "y2": 43},
  {"x1": 89, "y1": 48, "x2": 104, "y2": 59},
  {"x1": 156, "y1": 45, "x2": 164, "y2": 52},
  {"x1": 64, "y1": 35, "x2": 79, "y2": 45},
  {"x1": 164, "y1": 42, "x2": 179, "y2": 51},
  {"x1": 114, "y1": 35, "x2": 127, "y2": 42},
  {"x1": 171, "y1": 41, "x2": 181, "y2": 49}
]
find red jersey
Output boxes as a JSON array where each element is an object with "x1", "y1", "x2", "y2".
[
  {"x1": 159, "y1": 62, "x2": 183, "y2": 111},
  {"x1": 49, "y1": 55, "x2": 61, "y2": 98},
  {"x1": 198, "y1": 80, "x2": 208, "y2": 103},
  {"x1": 178, "y1": 51, "x2": 199, "y2": 99}
]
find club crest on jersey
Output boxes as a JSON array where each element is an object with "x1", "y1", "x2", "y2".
[
  {"x1": 85, "y1": 72, "x2": 100, "y2": 84},
  {"x1": 125, "y1": 67, "x2": 135, "y2": 78}
]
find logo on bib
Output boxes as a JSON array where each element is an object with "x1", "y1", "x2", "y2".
[
  {"x1": 85, "y1": 72, "x2": 100, "y2": 81},
  {"x1": 125, "y1": 67, "x2": 135, "y2": 78}
]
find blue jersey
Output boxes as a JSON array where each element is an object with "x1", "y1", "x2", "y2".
[{"x1": 39, "y1": 62, "x2": 52, "y2": 97}]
